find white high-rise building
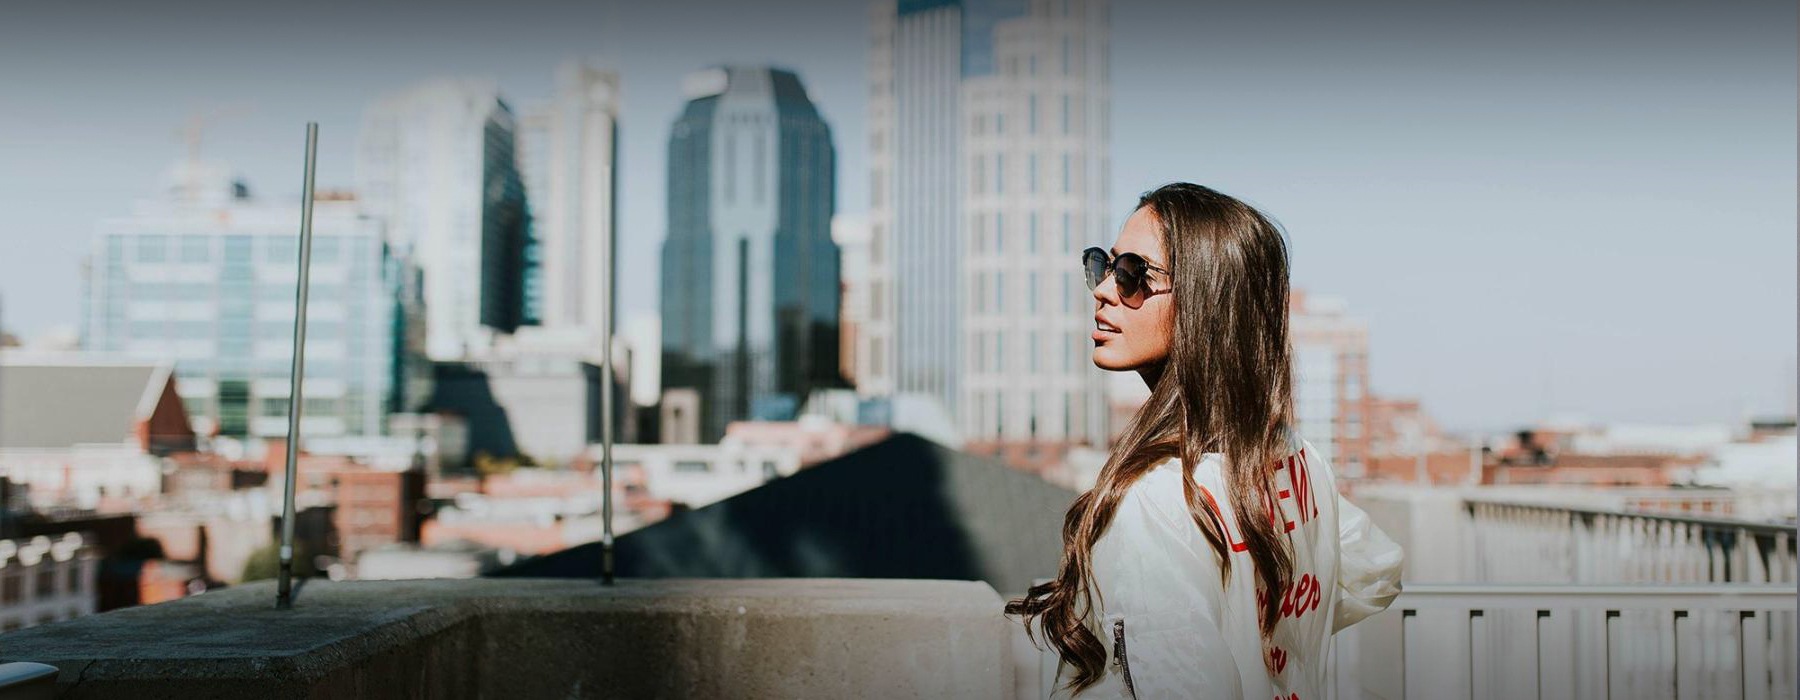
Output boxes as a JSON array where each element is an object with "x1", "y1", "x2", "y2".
[
  {"x1": 867, "y1": 0, "x2": 1110, "y2": 447},
  {"x1": 519, "y1": 60, "x2": 621, "y2": 352},
  {"x1": 81, "y1": 160, "x2": 414, "y2": 440},
  {"x1": 355, "y1": 79, "x2": 531, "y2": 361}
]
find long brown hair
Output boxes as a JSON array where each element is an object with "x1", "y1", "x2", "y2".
[{"x1": 1005, "y1": 183, "x2": 1297, "y2": 693}]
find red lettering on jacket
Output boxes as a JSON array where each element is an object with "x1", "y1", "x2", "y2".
[{"x1": 1198, "y1": 447, "x2": 1318, "y2": 553}]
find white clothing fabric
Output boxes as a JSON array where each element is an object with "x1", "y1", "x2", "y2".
[{"x1": 1058, "y1": 438, "x2": 1403, "y2": 700}]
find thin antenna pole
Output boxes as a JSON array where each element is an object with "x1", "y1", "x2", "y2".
[
  {"x1": 599, "y1": 169, "x2": 616, "y2": 586},
  {"x1": 277, "y1": 123, "x2": 319, "y2": 610}
]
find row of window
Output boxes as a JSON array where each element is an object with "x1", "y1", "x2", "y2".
[
  {"x1": 969, "y1": 329, "x2": 1089, "y2": 375},
  {"x1": 112, "y1": 235, "x2": 373, "y2": 266},
  {"x1": 969, "y1": 388, "x2": 1091, "y2": 440},
  {"x1": 972, "y1": 151, "x2": 1088, "y2": 197},
  {"x1": 998, "y1": 25, "x2": 1098, "y2": 81},
  {"x1": 972, "y1": 91, "x2": 1094, "y2": 138},
  {"x1": 970, "y1": 268, "x2": 1086, "y2": 316},
  {"x1": 971, "y1": 210, "x2": 1083, "y2": 255},
  {"x1": 0, "y1": 565, "x2": 84, "y2": 604}
]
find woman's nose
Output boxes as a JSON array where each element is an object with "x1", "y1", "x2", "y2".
[{"x1": 1092, "y1": 271, "x2": 1118, "y2": 306}]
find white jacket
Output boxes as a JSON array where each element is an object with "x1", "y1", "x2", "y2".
[{"x1": 1059, "y1": 438, "x2": 1403, "y2": 700}]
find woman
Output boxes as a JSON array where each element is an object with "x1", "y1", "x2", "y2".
[{"x1": 1007, "y1": 183, "x2": 1404, "y2": 699}]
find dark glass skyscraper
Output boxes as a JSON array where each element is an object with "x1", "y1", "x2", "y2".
[
  {"x1": 480, "y1": 107, "x2": 533, "y2": 333},
  {"x1": 661, "y1": 67, "x2": 840, "y2": 442}
]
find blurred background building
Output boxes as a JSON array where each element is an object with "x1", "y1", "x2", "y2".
[
  {"x1": 355, "y1": 79, "x2": 531, "y2": 360},
  {"x1": 864, "y1": 0, "x2": 1112, "y2": 464},
  {"x1": 518, "y1": 59, "x2": 621, "y2": 352},
  {"x1": 660, "y1": 66, "x2": 841, "y2": 442},
  {"x1": 79, "y1": 163, "x2": 411, "y2": 442}
]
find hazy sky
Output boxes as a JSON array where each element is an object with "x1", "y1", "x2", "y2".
[{"x1": 1, "y1": 0, "x2": 1793, "y2": 431}]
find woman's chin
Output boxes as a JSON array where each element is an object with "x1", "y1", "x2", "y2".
[{"x1": 1090, "y1": 347, "x2": 1139, "y2": 372}]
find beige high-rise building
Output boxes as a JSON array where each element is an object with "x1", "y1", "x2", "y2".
[
  {"x1": 866, "y1": 0, "x2": 1111, "y2": 449},
  {"x1": 519, "y1": 59, "x2": 621, "y2": 355}
]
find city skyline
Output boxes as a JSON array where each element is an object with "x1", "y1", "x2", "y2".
[{"x1": 0, "y1": 0, "x2": 1794, "y2": 432}]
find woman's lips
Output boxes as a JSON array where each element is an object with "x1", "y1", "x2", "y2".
[{"x1": 1094, "y1": 316, "x2": 1121, "y2": 342}]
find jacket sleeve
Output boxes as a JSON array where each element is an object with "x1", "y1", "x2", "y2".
[
  {"x1": 1088, "y1": 483, "x2": 1244, "y2": 699},
  {"x1": 1332, "y1": 493, "x2": 1404, "y2": 632}
]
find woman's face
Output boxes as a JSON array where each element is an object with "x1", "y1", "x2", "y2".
[{"x1": 1092, "y1": 206, "x2": 1175, "y2": 373}]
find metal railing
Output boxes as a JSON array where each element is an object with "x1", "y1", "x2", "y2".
[
  {"x1": 1334, "y1": 584, "x2": 1797, "y2": 700},
  {"x1": 1464, "y1": 499, "x2": 1798, "y2": 585}
]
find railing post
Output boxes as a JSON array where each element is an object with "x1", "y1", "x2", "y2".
[
  {"x1": 277, "y1": 122, "x2": 319, "y2": 611},
  {"x1": 1603, "y1": 609, "x2": 1618, "y2": 700}
]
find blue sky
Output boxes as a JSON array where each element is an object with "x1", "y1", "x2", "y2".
[{"x1": 0, "y1": 0, "x2": 1793, "y2": 431}]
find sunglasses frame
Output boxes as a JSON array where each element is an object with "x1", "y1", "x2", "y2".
[{"x1": 1082, "y1": 246, "x2": 1171, "y2": 305}]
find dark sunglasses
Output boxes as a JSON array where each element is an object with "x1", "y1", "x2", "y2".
[{"x1": 1082, "y1": 247, "x2": 1170, "y2": 304}]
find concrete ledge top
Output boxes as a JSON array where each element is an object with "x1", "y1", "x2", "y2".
[{"x1": 0, "y1": 578, "x2": 1005, "y2": 665}]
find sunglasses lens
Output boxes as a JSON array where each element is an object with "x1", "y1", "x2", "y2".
[
  {"x1": 1114, "y1": 254, "x2": 1144, "y2": 298},
  {"x1": 1081, "y1": 249, "x2": 1107, "y2": 290}
]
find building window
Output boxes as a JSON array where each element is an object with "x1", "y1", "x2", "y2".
[
  {"x1": 1028, "y1": 330, "x2": 1039, "y2": 372},
  {"x1": 1028, "y1": 213, "x2": 1039, "y2": 253},
  {"x1": 973, "y1": 156, "x2": 986, "y2": 195},
  {"x1": 137, "y1": 235, "x2": 168, "y2": 263},
  {"x1": 1, "y1": 575, "x2": 19, "y2": 604},
  {"x1": 1062, "y1": 36, "x2": 1072, "y2": 75},
  {"x1": 304, "y1": 396, "x2": 337, "y2": 417},
  {"x1": 34, "y1": 569, "x2": 54, "y2": 597},
  {"x1": 1061, "y1": 95, "x2": 1071, "y2": 134},
  {"x1": 995, "y1": 212, "x2": 1005, "y2": 253},
  {"x1": 995, "y1": 271, "x2": 1006, "y2": 314},
  {"x1": 724, "y1": 131, "x2": 737, "y2": 202},
  {"x1": 266, "y1": 237, "x2": 296, "y2": 265},
  {"x1": 1028, "y1": 94, "x2": 1039, "y2": 134},
  {"x1": 1028, "y1": 153, "x2": 1039, "y2": 193},
  {"x1": 995, "y1": 153, "x2": 1005, "y2": 194},
  {"x1": 312, "y1": 236, "x2": 340, "y2": 264},
  {"x1": 1062, "y1": 154, "x2": 1072, "y2": 194},
  {"x1": 1028, "y1": 272, "x2": 1039, "y2": 314},
  {"x1": 180, "y1": 236, "x2": 210, "y2": 263}
]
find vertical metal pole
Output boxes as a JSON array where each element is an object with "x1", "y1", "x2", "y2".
[
  {"x1": 0, "y1": 292, "x2": 7, "y2": 540},
  {"x1": 599, "y1": 167, "x2": 616, "y2": 586},
  {"x1": 277, "y1": 122, "x2": 319, "y2": 609}
]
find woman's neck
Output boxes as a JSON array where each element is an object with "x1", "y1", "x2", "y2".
[{"x1": 1137, "y1": 361, "x2": 1166, "y2": 388}]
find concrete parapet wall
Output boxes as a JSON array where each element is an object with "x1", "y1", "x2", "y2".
[{"x1": 0, "y1": 578, "x2": 1010, "y2": 699}]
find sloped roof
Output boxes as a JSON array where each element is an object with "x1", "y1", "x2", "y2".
[
  {"x1": 492, "y1": 433, "x2": 1076, "y2": 595},
  {"x1": 0, "y1": 360, "x2": 169, "y2": 449}
]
